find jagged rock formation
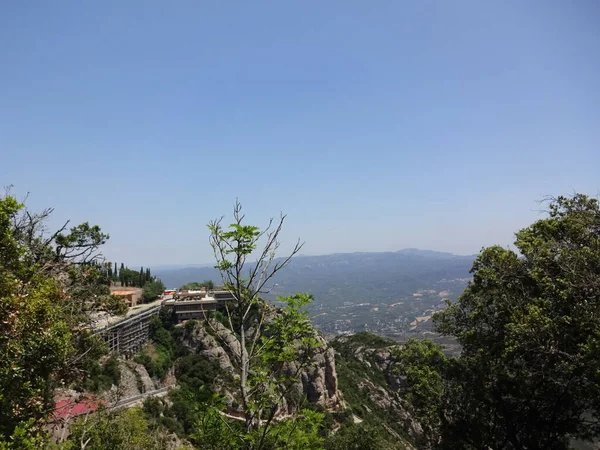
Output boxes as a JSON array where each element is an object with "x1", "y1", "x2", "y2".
[
  {"x1": 181, "y1": 321, "x2": 236, "y2": 372},
  {"x1": 300, "y1": 334, "x2": 343, "y2": 409},
  {"x1": 179, "y1": 319, "x2": 344, "y2": 414},
  {"x1": 103, "y1": 360, "x2": 157, "y2": 402},
  {"x1": 331, "y1": 333, "x2": 422, "y2": 445}
]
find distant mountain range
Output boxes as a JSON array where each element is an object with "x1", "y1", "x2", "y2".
[{"x1": 156, "y1": 249, "x2": 476, "y2": 305}]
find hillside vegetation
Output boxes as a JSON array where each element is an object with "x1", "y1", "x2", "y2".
[{"x1": 0, "y1": 193, "x2": 599, "y2": 449}]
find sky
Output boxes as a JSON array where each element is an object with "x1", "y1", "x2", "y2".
[{"x1": 1, "y1": 1, "x2": 599, "y2": 267}]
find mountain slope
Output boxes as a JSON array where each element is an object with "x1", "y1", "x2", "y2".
[
  {"x1": 156, "y1": 250, "x2": 474, "y2": 336},
  {"x1": 330, "y1": 332, "x2": 418, "y2": 449},
  {"x1": 156, "y1": 249, "x2": 474, "y2": 303}
]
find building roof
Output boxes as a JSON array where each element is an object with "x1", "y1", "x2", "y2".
[
  {"x1": 111, "y1": 290, "x2": 136, "y2": 296},
  {"x1": 173, "y1": 298, "x2": 217, "y2": 305},
  {"x1": 53, "y1": 396, "x2": 108, "y2": 420}
]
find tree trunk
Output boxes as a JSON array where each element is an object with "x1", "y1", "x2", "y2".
[{"x1": 240, "y1": 322, "x2": 252, "y2": 433}]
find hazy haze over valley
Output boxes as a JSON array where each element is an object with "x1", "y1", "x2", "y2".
[{"x1": 157, "y1": 248, "x2": 474, "y2": 338}]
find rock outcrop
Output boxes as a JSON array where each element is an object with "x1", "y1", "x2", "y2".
[
  {"x1": 181, "y1": 321, "x2": 235, "y2": 372},
  {"x1": 103, "y1": 360, "x2": 157, "y2": 402},
  {"x1": 178, "y1": 319, "x2": 344, "y2": 414},
  {"x1": 300, "y1": 335, "x2": 343, "y2": 410},
  {"x1": 331, "y1": 334, "x2": 422, "y2": 442}
]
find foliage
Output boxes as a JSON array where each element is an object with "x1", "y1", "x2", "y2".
[
  {"x1": 81, "y1": 356, "x2": 122, "y2": 393},
  {"x1": 117, "y1": 265, "x2": 156, "y2": 288},
  {"x1": 137, "y1": 316, "x2": 234, "y2": 438},
  {"x1": 341, "y1": 331, "x2": 396, "y2": 348},
  {"x1": 331, "y1": 335, "x2": 411, "y2": 449},
  {"x1": 142, "y1": 279, "x2": 166, "y2": 302},
  {"x1": 143, "y1": 396, "x2": 164, "y2": 421},
  {"x1": 0, "y1": 195, "x2": 73, "y2": 443},
  {"x1": 331, "y1": 335, "x2": 394, "y2": 395},
  {"x1": 135, "y1": 316, "x2": 181, "y2": 380},
  {"x1": 248, "y1": 409, "x2": 324, "y2": 450},
  {"x1": 395, "y1": 194, "x2": 600, "y2": 449},
  {"x1": 180, "y1": 280, "x2": 215, "y2": 290},
  {"x1": 0, "y1": 191, "x2": 140, "y2": 446},
  {"x1": 392, "y1": 339, "x2": 447, "y2": 448},
  {"x1": 175, "y1": 355, "x2": 225, "y2": 393},
  {"x1": 103, "y1": 294, "x2": 128, "y2": 315},
  {"x1": 0, "y1": 419, "x2": 48, "y2": 450},
  {"x1": 190, "y1": 391, "x2": 324, "y2": 450},
  {"x1": 206, "y1": 201, "x2": 323, "y2": 449},
  {"x1": 324, "y1": 423, "x2": 386, "y2": 450},
  {"x1": 189, "y1": 388, "x2": 242, "y2": 449},
  {"x1": 66, "y1": 407, "x2": 169, "y2": 450}
]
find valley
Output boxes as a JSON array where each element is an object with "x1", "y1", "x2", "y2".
[{"x1": 156, "y1": 249, "x2": 474, "y2": 340}]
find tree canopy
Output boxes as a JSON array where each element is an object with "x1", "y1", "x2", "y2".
[
  {"x1": 204, "y1": 201, "x2": 323, "y2": 449},
  {"x1": 0, "y1": 193, "x2": 119, "y2": 446},
  {"x1": 142, "y1": 279, "x2": 166, "y2": 302},
  {"x1": 179, "y1": 280, "x2": 215, "y2": 290},
  {"x1": 3, "y1": 191, "x2": 600, "y2": 450},
  {"x1": 397, "y1": 194, "x2": 600, "y2": 449}
]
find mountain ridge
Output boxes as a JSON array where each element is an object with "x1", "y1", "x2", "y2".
[{"x1": 156, "y1": 248, "x2": 474, "y2": 275}]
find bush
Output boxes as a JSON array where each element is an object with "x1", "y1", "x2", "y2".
[
  {"x1": 142, "y1": 280, "x2": 165, "y2": 302},
  {"x1": 324, "y1": 423, "x2": 386, "y2": 450},
  {"x1": 184, "y1": 320, "x2": 197, "y2": 335},
  {"x1": 143, "y1": 397, "x2": 164, "y2": 420},
  {"x1": 81, "y1": 356, "x2": 122, "y2": 393}
]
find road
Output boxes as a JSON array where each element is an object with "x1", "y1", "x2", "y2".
[{"x1": 111, "y1": 387, "x2": 170, "y2": 410}]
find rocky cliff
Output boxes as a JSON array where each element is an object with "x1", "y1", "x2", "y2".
[
  {"x1": 179, "y1": 319, "x2": 344, "y2": 415},
  {"x1": 330, "y1": 332, "x2": 420, "y2": 448}
]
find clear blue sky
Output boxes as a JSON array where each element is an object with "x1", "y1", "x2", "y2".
[{"x1": 1, "y1": 1, "x2": 598, "y2": 266}]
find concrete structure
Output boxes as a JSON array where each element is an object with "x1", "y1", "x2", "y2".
[
  {"x1": 170, "y1": 299, "x2": 217, "y2": 322},
  {"x1": 168, "y1": 289, "x2": 235, "y2": 323},
  {"x1": 94, "y1": 288, "x2": 235, "y2": 353},
  {"x1": 94, "y1": 305, "x2": 161, "y2": 355}
]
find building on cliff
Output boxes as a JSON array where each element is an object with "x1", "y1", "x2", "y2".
[{"x1": 165, "y1": 287, "x2": 235, "y2": 322}]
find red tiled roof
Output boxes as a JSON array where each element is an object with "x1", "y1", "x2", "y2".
[{"x1": 53, "y1": 396, "x2": 108, "y2": 420}]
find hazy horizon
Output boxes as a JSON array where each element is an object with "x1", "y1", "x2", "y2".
[
  {"x1": 2, "y1": 2, "x2": 598, "y2": 266},
  {"x1": 148, "y1": 247, "x2": 479, "y2": 272}
]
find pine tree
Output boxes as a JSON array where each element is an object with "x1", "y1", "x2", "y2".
[
  {"x1": 119, "y1": 263, "x2": 125, "y2": 286},
  {"x1": 139, "y1": 267, "x2": 144, "y2": 287},
  {"x1": 113, "y1": 262, "x2": 118, "y2": 281}
]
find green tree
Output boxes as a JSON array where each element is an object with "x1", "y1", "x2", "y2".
[
  {"x1": 324, "y1": 423, "x2": 386, "y2": 450},
  {"x1": 392, "y1": 339, "x2": 448, "y2": 449},
  {"x1": 206, "y1": 201, "x2": 323, "y2": 449},
  {"x1": 142, "y1": 279, "x2": 166, "y2": 302},
  {"x1": 103, "y1": 294, "x2": 128, "y2": 315},
  {"x1": 250, "y1": 409, "x2": 324, "y2": 450},
  {"x1": 119, "y1": 263, "x2": 125, "y2": 286},
  {"x1": 410, "y1": 194, "x2": 600, "y2": 449},
  {"x1": 0, "y1": 193, "x2": 116, "y2": 446},
  {"x1": 179, "y1": 280, "x2": 215, "y2": 290},
  {"x1": 190, "y1": 389, "x2": 241, "y2": 449},
  {"x1": 0, "y1": 196, "x2": 72, "y2": 443},
  {"x1": 66, "y1": 407, "x2": 169, "y2": 450}
]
